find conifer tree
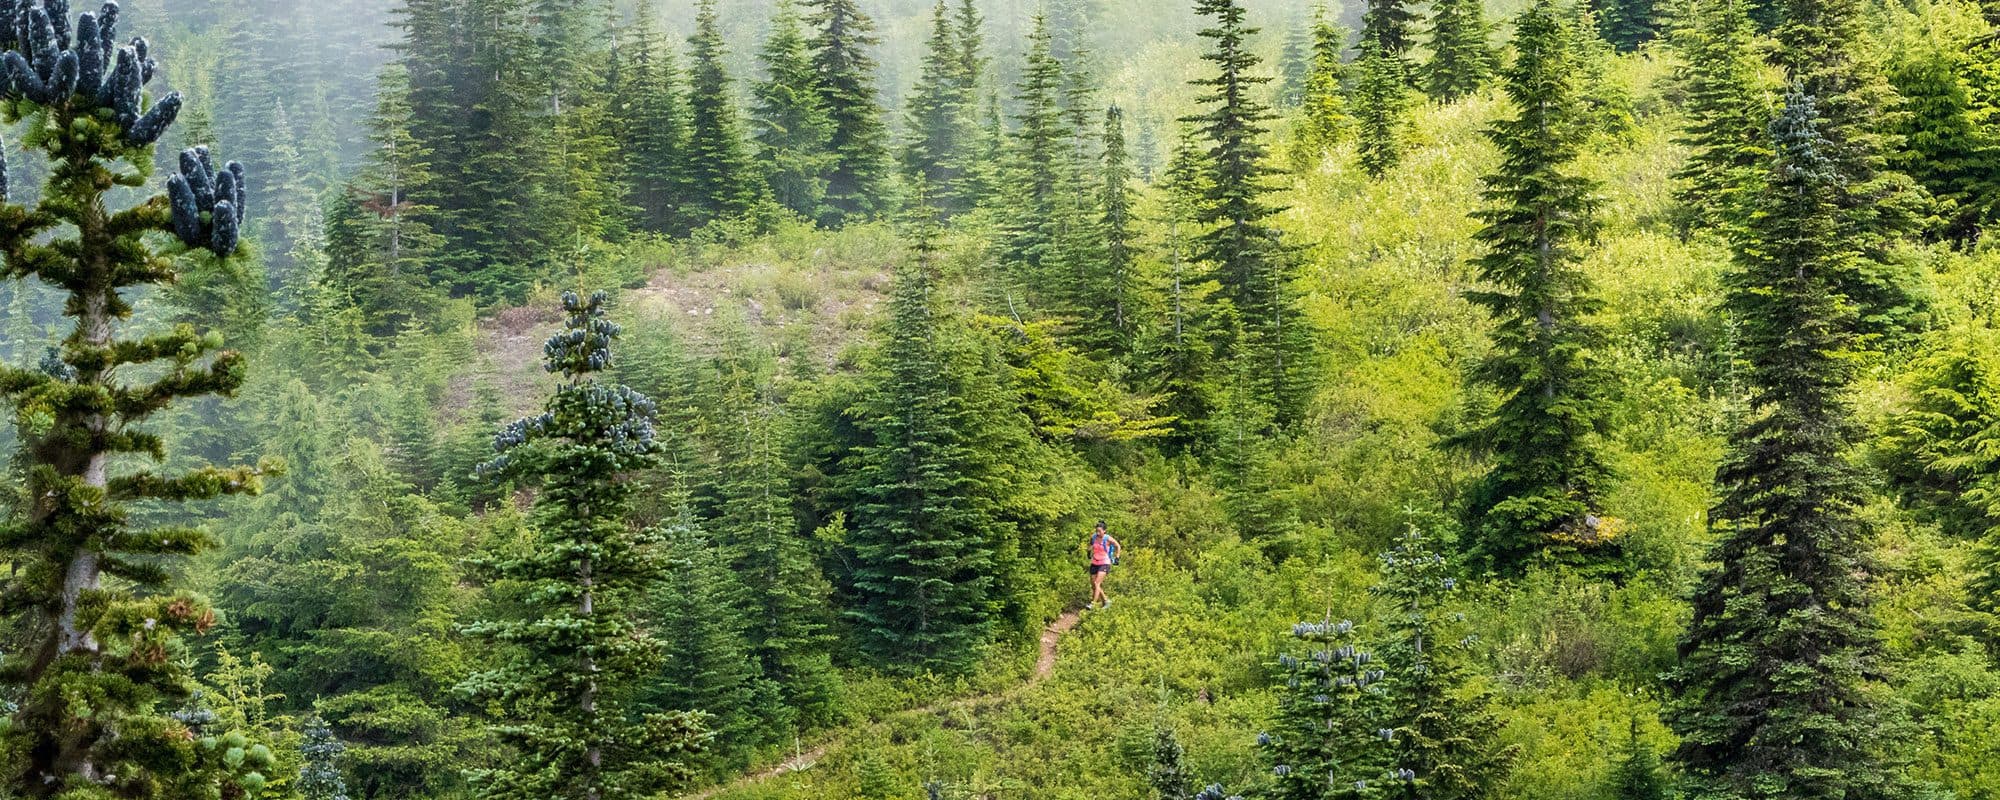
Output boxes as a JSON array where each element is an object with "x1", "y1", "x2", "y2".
[
  {"x1": 1595, "y1": 0, "x2": 1659, "y2": 52},
  {"x1": 1292, "y1": 7, "x2": 1351, "y2": 164},
  {"x1": 1890, "y1": 46, "x2": 2000, "y2": 243},
  {"x1": 1607, "y1": 719, "x2": 1667, "y2": 800},
  {"x1": 839, "y1": 216, "x2": 1020, "y2": 671},
  {"x1": 682, "y1": 0, "x2": 761, "y2": 228},
  {"x1": 618, "y1": 0, "x2": 692, "y2": 234},
  {"x1": 752, "y1": 0, "x2": 836, "y2": 221},
  {"x1": 1276, "y1": 13, "x2": 1313, "y2": 109},
  {"x1": 1185, "y1": 0, "x2": 1312, "y2": 426},
  {"x1": 322, "y1": 64, "x2": 446, "y2": 337},
  {"x1": 1133, "y1": 130, "x2": 1223, "y2": 452},
  {"x1": 0, "y1": 4, "x2": 281, "y2": 795},
  {"x1": 1100, "y1": 105, "x2": 1138, "y2": 355},
  {"x1": 1425, "y1": 0, "x2": 1496, "y2": 102},
  {"x1": 1772, "y1": 0, "x2": 1930, "y2": 344},
  {"x1": 903, "y1": 0, "x2": 978, "y2": 218},
  {"x1": 1371, "y1": 526, "x2": 1514, "y2": 800},
  {"x1": 297, "y1": 717, "x2": 352, "y2": 800},
  {"x1": 1263, "y1": 617, "x2": 1387, "y2": 800},
  {"x1": 1001, "y1": 15, "x2": 1073, "y2": 294},
  {"x1": 1668, "y1": 0, "x2": 1771, "y2": 235},
  {"x1": 1664, "y1": 89, "x2": 1908, "y2": 800},
  {"x1": 1458, "y1": 0, "x2": 1614, "y2": 575},
  {"x1": 644, "y1": 523, "x2": 767, "y2": 771},
  {"x1": 1362, "y1": 0, "x2": 1419, "y2": 70},
  {"x1": 1354, "y1": 41, "x2": 1411, "y2": 178},
  {"x1": 1151, "y1": 727, "x2": 1196, "y2": 800},
  {"x1": 807, "y1": 0, "x2": 892, "y2": 226},
  {"x1": 460, "y1": 291, "x2": 705, "y2": 799}
]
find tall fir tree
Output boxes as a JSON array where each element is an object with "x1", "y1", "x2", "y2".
[
  {"x1": 616, "y1": 0, "x2": 692, "y2": 234},
  {"x1": 0, "y1": 3, "x2": 282, "y2": 795},
  {"x1": 1668, "y1": 0, "x2": 1772, "y2": 235},
  {"x1": 1001, "y1": 15, "x2": 1074, "y2": 299},
  {"x1": 321, "y1": 64, "x2": 447, "y2": 337},
  {"x1": 681, "y1": 0, "x2": 762, "y2": 228},
  {"x1": 1425, "y1": 0, "x2": 1496, "y2": 102},
  {"x1": 1276, "y1": 12, "x2": 1314, "y2": 109},
  {"x1": 297, "y1": 717, "x2": 353, "y2": 800},
  {"x1": 1595, "y1": 0, "x2": 1659, "y2": 52},
  {"x1": 1663, "y1": 90, "x2": 1907, "y2": 800},
  {"x1": 1262, "y1": 617, "x2": 1387, "y2": 800},
  {"x1": 643, "y1": 523, "x2": 768, "y2": 773},
  {"x1": 1371, "y1": 526, "x2": 1515, "y2": 800},
  {"x1": 1889, "y1": 45, "x2": 2000, "y2": 243},
  {"x1": 807, "y1": 0, "x2": 892, "y2": 226},
  {"x1": 1362, "y1": 0, "x2": 1419, "y2": 70},
  {"x1": 1133, "y1": 130, "x2": 1224, "y2": 453},
  {"x1": 1100, "y1": 105, "x2": 1139, "y2": 356},
  {"x1": 460, "y1": 292, "x2": 705, "y2": 799},
  {"x1": 903, "y1": 0, "x2": 978, "y2": 218},
  {"x1": 1151, "y1": 727, "x2": 1197, "y2": 800},
  {"x1": 1292, "y1": 7, "x2": 1352, "y2": 164},
  {"x1": 1772, "y1": 0, "x2": 1931, "y2": 344},
  {"x1": 838, "y1": 217, "x2": 1021, "y2": 671},
  {"x1": 752, "y1": 0, "x2": 836, "y2": 222},
  {"x1": 1458, "y1": 0, "x2": 1615, "y2": 575},
  {"x1": 1184, "y1": 0, "x2": 1313, "y2": 426},
  {"x1": 1354, "y1": 41, "x2": 1412, "y2": 178}
]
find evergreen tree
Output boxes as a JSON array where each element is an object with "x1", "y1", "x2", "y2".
[
  {"x1": 1276, "y1": 13, "x2": 1313, "y2": 108},
  {"x1": 1100, "y1": 105, "x2": 1139, "y2": 356},
  {"x1": 616, "y1": 0, "x2": 692, "y2": 234},
  {"x1": 1663, "y1": 91, "x2": 1905, "y2": 800},
  {"x1": 807, "y1": 0, "x2": 892, "y2": 226},
  {"x1": 682, "y1": 0, "x2": 762, "y2": 228},
  {"x1": 1890, "y1": 46, "x2": 2000, "y2": 244},
  {"x1": 1292, "y1": 7, "x2": 1352, "y2": 164},
  {"x1": 752, "y1": 0, "x2": 836, "y2": 221},
  {"x1": 1773, "y1": 0, "x2": 1931, "y2": 344},
  {"x1": 1185, "y1": 0, "x2": 1313, "y2": 426},
  {"x1": 1425, "y1": 0, "x2": 1496, "y2": 102},
  {"x1": 1133, "y1": 130, "x2": 1224, "y2": 452},
  {"x1": 0, "y1": 4, "x2": 280, "y2": 795},
  {"x1": 460, "y1": 291, "x2": 705, "y2": 799},
  {"x1": 1151, "y1": 727, "x2": 1196, "y2": 800},
  {"x1": 322, "y1": 64, "x2": 447, "y2": 337},
  {"x1": 903, "y1": 0, "x2": 978, "y2": 218},
  {"x1": 1362, "y1": 0, "x2": 1419, "y2": 70},
  {"x1": 1354, "y1": 41, "x2": 1411, "y2": 178},
  {"x1": 838, "y1": 219, "x2": 1021, "y2": 671},
  {"x1": 644, "y1": 522, "x2": 767, "y2": 772},
  {"x1": 1458, "y1": 0, "x2": 1615, "y2": 575},
  {"x1": 1001, "y1": 15, "x2": 1074, "y2": 296},
  {"x1": 1668, "y1": 0, "x2": 1772, "y2": 235},
  {"x1": 1595, "y1": 0, "x2": 1659, "y2": 52},
  {"x1": 298, "y1": 717, "x2": 353, "y2": 800},
  {"x1": 1607, "y1": 719, "x2": 1667, "y2": 800},
  {"x1": 1263, "y1": 617, "x2": 1387, "y2": 800},
  {"x1": 1371, "y1": 526, "x2": 1515, "y2": 800}
]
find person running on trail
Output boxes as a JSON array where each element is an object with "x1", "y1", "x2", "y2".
[{"x1": 1087, "y1": 521, "x2": 1121, "y2": 609}]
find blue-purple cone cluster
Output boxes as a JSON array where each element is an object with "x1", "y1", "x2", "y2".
[
  {"x1": 168, "y1": 146, "x2": 245, "y2": 256},
  {"x1": 0, "y1": 1, "x2": 178, "y2": 144}
]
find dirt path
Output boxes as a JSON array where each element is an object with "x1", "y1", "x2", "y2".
[{"x1": 677, "y1": 610, "x2": 1085, "y2": 800}]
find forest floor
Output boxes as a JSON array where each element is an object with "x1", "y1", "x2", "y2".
[{"x1": 677, "y1": 609, "x2": 1086, "y2": 800}]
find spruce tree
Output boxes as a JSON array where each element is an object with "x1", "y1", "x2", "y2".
[
  {"x1": 1607, "y1": 719, "x2": 1667, "y2": 800},
  {"x1": 1151, "y1": 727, "x2": 1196, "y2": 800},
  {"x1": 0, "y1": 4, "x2": 281, "y2": 795},
  {"x1": 903, "y1": 0, "x2": 977, "y2": 218},
  {"x1": 1185, "y1": 0, "x2": 1312, "y2": 426},
  {"x1": 1668, "y1": 0, "x2": 1772, "y2": 235},
  {"x1": 1458, "y1": 0, "x2": 1614, "y2": 575},
  {"x1": 1595, "y1": 0, "x2": 1659, "y2": 52},
  {"x1": 1263, "y1": 618, "x2": 1387, "y2": 800},
  {"x1": 644, "y1": 523, "x2": 766, "y2": 772},
  {"x1": 1100, "y1": 105, "x2": 1138, "y2": 356},
  {"x1": 297, "y1": 717, "x2": 352, "y2": 800},
  {"x1": 1773, "y1": 0, "x2": 1930, "y2": 344},
  {"x1": 1890, "y1": 46, "x2": 2000, "y2": 243},
  {"x1": 460, "y1": 291, "x2": 705, "y2": 799},
  {"x1": 752, "y1": 0, "x2": 835, "y2": 221},
  {"x1": 1353, "y1": 41, "x2": 1411, "y2": 178},
  {"x1": 681, "y1": 0, "x2": 761, "y2": 228},
  {"x1": 1133, "y1": 130, "x2": 1223, "y2": 453},
  {"x1": 321, "y1": 64, "x2": 446, "y2": 337},
  {"x1": 1362, "y1": 0, "x2": 1419, "y2": 70},
  {"x1": 1371, "y1": 526, "x2": 1514, "y2": 800},
  {"x1": 1276, "y1": 13, "x2": 1313, "y2": 109},
  {"x1": 616, "y1": 0, "x2": 692, "y2": 234},
  {"x1": 807, "y1": 0, "x2": 892, "y2": 226},
  {"x1": 1425, "y1": 0, "x2": 1496, "y2": 102},
  {"x1": 1292, "y1": 7, "x2": 1351, "y2": 164},
  {"x1": 839, "y1": 217, "x2": 1018, "y2": 671},
  {"x1": 1663, "y1": 91, "x2": 1904, "y2": 800},
  {"x1": 1001, "y1": 15, "x2": 1073, "y2": 295}
]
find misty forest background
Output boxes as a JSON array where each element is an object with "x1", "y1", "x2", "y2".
[{"x1": 6, "y1": 0, "x2": 2000, "y2": 797}]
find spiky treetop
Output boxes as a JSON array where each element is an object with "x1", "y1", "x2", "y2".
[
  {"x1": 0, "y1": 1, "x2": 270, "y2": 797},
  {"x1": 464, "y1": 290, "x2": 704, "y2": 800},
  {"x1": 1263, "y1": 616, "x2": 1386, "y2": 800}
]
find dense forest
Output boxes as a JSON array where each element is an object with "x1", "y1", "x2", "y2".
[{"x1": 4, "y1": 0, "x2": 2000, "y2": 798}]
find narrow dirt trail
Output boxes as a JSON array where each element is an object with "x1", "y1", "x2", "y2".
[{"x1": 677, "y1": 610, "x2": 1085, "y2": 800}]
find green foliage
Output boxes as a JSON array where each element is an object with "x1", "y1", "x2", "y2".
[
  {"x1": 1663, "y1": 91, "x2": 1906, "y2": 800},
  {"x1": 753, "y1": 0, "x2": 837, "y2": 222},
  {"x1": 1263, "y1": 617, "x2": 1385, "y2": 800},
  {"x1": 0, "y1": 3, "x2": 279, "y2": 794},
  {"x1": 1353, "y1": 42, "x2": 1412, "y2": 179},
  {"x1": 1425, "y1": 0, "x2": 1496, "y2": 102},
  {"x1": 295, "y1": 717, "x2": 350, "y2": 800},
  {"x1": 1889, "y1": 39, "x2": 2000, "y2": 244},
  {"x1": 617, "y1": 0, "x2": 693, "y2": 235},
  {"x1": 1291, "y1": 8, "x2": 1352, "y2": 165},
  {"x1": 1458, "y1": 0, "x2": 1616, "y2": 576},
  {"x1": 1667, "y1": 0, "x2": 1773, "y2": 236},
  {"x1": 808, "y1": 0, "x2": 893, "y2": 226},
  {"x1": 1151, "y1": 727, "x2": 1196, "y2": 800},
  {"x1": 1593, "y1": 0, "x2": 1660, "y2": 52},
  {"x1": 902, "y1": 0, "x2": 980, "y2": 219},
  {"x1": 459, "y1": 291, "x2": 705, "y2": 799},
  {"x1": 682, "y1": 0, "x2": 763, "y2": 229}
]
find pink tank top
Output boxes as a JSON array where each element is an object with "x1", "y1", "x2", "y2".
[{"x1": 1090, "y1": 535, "x2": 1112, "y2": 566}]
